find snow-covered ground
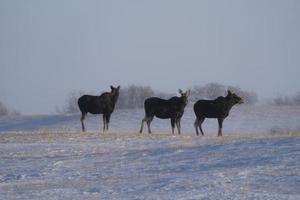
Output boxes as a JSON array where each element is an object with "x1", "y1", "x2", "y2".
[
  {"x1": 0, "y1": 132, "x2": 299, "y2": 199},
  {"x1": 0, "y1": 105, "x2": 300, "y2": 199}
]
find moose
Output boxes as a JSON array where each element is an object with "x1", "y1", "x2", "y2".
[
  {"x1": 193, "y1": 90, "x2": 243, "y2": 136},
  {"x1": 78, "y1": 85, "x2": 120, "y2": 132},
  {"x1": 139, "y1": 89, "x2": 191, "y2": 134}
]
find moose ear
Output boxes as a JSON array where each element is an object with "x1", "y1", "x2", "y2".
[
  {"x1": 178, "y1": 89, "x2": 183, "y2": 95},
  {"x1": 227, "y1": 90, "x2": 232, "y2": 95},
  {"x1": 110, "y1": 85, "x2": 114, "y2": 90},
  {"x1": 117, "y1": 85, "x2": 120, "y2": 90}
]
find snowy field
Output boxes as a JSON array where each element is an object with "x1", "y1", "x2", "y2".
[
  {"x1": 0, "y1": 105, "x2": 300, "y2": 199},
  {"x1": 0, "y1": 132, "x2": 300, "y2": 200},
  {"x1": 1, "y1": 105, "x2": 300, "y2": 134}
]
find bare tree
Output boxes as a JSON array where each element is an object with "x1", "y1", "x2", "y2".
[
  {"x1": 192, "y1": 83, "x2": 226, "y2": 100},
  {"x1": 117, "y1": 85, "x2": 155, "y2": 109},
  {"x1": 192, "y1": 83, "x2": 226, "y2": 101},
  {"x1": 0, "y1": 101, "x2": 20, "y2": 116},
  {"x1": 272, "y1": 96, "x2": 292, "y2": 105},
  {"x1": 60, "y1": 90, "x2": 84, "y2": 114},
  {"x1": 272, "y1": 91, "x2": 300, "y2": 106},
  {"x1": 293, "y1": 92, "x2": 300, "y2": 105},
  {"x1": 0, "y1": 101, "x2": 9, "y2": 116},
  {"x1": 205, "y1": 83, "x2": 226, "y2": 99},
  {"x1": 116, "y1": 85, "x2": 177, "y2": 109}
]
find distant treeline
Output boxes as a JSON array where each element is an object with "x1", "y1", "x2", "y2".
[
  {"x1": 117, "y1": 85, "x2": 175, "y2": 109},
  {"x1": 60, "y1": 83, "x2": 258, "y2": 114},
  {"x1": 0, "y1": 101, "x2": 20, "y2": 117},
  {"x1": 2, "y1": 85, "x2": 299, "y2": 116},
  {"x1": 116, "y1": 83, "x2": 258, "y2": 109},
  {"x1": 271, "y1": 92, "x2": 300, "y2": 106},
  {"x1": 191, "y1": 83, "x2": 258, "y2": 105}
]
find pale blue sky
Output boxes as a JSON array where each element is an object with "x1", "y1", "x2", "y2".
[{"x1": 0, "y1": 0, "x2": 300, "y2": 114}]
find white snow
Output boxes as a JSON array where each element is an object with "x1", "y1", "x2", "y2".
[
  {"x1": 0, "y1": 105, "x2": 300, "y2": 199},
  {"x1": 0, "y1": 132, "x2": 299, "y2": 199}
]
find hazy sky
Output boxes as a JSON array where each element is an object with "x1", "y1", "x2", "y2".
[{"x1": 1, "y1": 0, "x2": 300, "y2": 114}]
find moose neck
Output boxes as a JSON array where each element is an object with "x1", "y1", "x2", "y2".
[
  {"x1": 110, "y1": 92, "x2": 119, "y2": 105},
  {"x1": 178, "y1": 97, "x2": 187, "y2": 111},
  {"x1": 224, "y1": 96, "x2": 237, "y2": 111},
  {"x1": 180, "y1": 97, "x2": 187, "y2": 106}
]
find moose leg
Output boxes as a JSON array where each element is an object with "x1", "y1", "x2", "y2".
[
  {"x1": 139, "y1": 117, "x2": 146, "y2": 133},
  {"x1": 198, "y1": 117, "x2": 205, "y2": 136},
  {"x1": 102, "y1": 115, "x2": 106, "y2": 133},
  {"x1": 171, "y1": 118, "x2": 176, "y2": 134},
  {"x1": 80, "y1": 113, "x2": 87, "y2": 132},
  {"x1": 194, "y1": 118, "x2": 199, "y2": 136},
  {"x1": 105, "y1": 114, "x2": 111, "y2": 131},
  {"x1": 176, "y1": 119, "x2": 181, "y2": 134},
  {"x1": 218, "y1": 118, "x2": 224, "y2": 136},
  {"x1": 146, "y1": 116, "x2": 153, "y2": 134}
]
